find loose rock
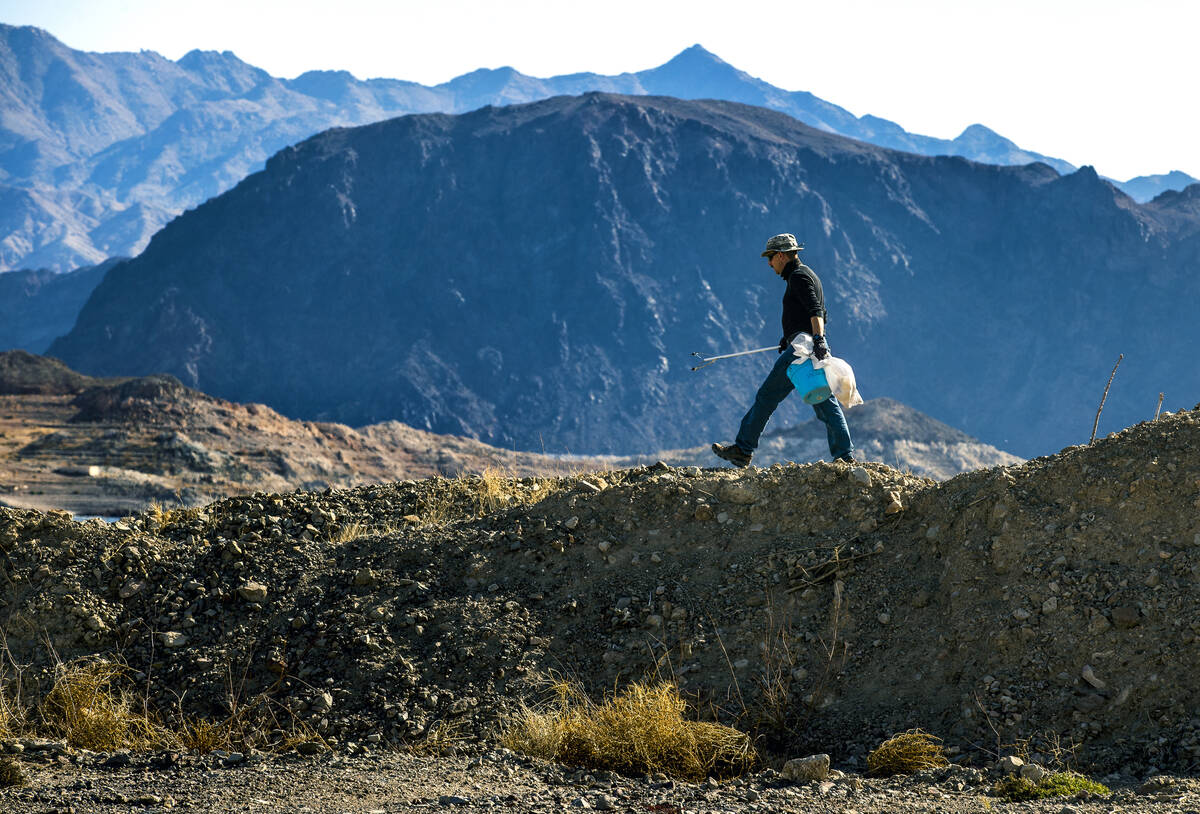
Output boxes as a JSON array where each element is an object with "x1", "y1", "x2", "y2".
[{"x1": 782, "y1": 753, "x2": 830, "y2": 783}]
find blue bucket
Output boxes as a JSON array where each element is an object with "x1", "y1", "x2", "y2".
[{"x1": 787, "y1": 359, "x2": 832, "y2": 405}]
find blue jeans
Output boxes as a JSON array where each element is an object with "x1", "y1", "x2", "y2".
[{"x1": 734, "y1": 348, "x2": 853, "y2": 459}]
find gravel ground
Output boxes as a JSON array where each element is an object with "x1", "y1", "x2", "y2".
[
  {"x1": 2, "y1": 405, "x2": 1199, "y2": 810},
  {"x1": 3, "y1": 745, "x2": 1200, "y2": 813}
]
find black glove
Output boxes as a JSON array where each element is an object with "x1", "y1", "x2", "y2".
[
  {"x1": 812, "y1": 334, "x2": 830, "y2": 361},
  {"x1": 778, "y1": 337, "x2": 787, "y2": 354}
]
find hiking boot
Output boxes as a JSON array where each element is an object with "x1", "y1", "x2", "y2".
[
  {"x1": 836, "y1": 454, "x2": 856, "y2": 464},
  {"x1": 712, "y1": 443, "x2": 752, "y2": 468}
]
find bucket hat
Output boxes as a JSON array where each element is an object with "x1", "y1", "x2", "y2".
[{"x1": 761, "y1": 233, "x2": 803, "y2": 256}]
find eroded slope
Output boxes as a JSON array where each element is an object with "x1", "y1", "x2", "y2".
[{"x1": 0, "y1": 405, "x2": 1197, "y2": 773}]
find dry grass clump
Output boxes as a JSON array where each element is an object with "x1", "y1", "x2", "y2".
[
  {"x1": 3, "y1": 657, "x2": 306, "y2": 756},
  {"x1": 145, "y1": 501, "x2": 203, "y2": 532},
  {"x1": 338, "y1": 464, "x2": 601, "y2": 531},
  {"x1": 176, "y1": 694, "x2": 322, "y2": 754},
  {"x1": 0, "y1": 755, "x2": 26, "y2": 787},
  {"x1": 866, "y1": 729, "x2": 949, "y2": 776},
  {"x1": 409, "y1": 719, "x2": 470, "y2": 756},
  {"x1": 176, "y1": 715, "x2": 237, "y2": 753},
  {"x1": 993, "y1": 771, "x2": 1111, "y2": 801},
  {"x1": 500, "y1": 679, "x2": 756, "y2": 781},
  {"x1": 415, "y1": 468, "x2": 565, "y2": 527},
  {"x1": 39, "y1": 659, "x2": 171, "y2": 751},
  {"x1": 468, "y1": 468, "x2": 567, "y2": 514},
  {"x1": 329, "y1": 520, "x2": 373, "y2": 543}
]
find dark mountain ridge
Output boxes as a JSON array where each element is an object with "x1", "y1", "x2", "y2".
[
  {"x1": 3, "y1": 25, "x2": 1193, "y2": 272},
  {"x1": 0, "y1": 258, "x2": 121, "y2": 352},
  {"x1": 50, "y1": 94, "x2": 1200, "y2": 458}
]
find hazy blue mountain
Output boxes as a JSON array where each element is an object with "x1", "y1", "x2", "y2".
[
  {"x1": 0, "y1": 258, "x2": 119, "y2": 352},
  {"x1": 4, "y1": 25, "x2": 1190, "y2": 272},
  {"x1": 1119, "y1": 170, "x2": 1199, "y2": 204},
  {"x1": 50, "y1": 95, "x2": 1200, "y2": 459}
]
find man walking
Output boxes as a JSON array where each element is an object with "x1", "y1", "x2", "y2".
[{"x1": 712, "y1": 233, "x2": 854, "y2": 468}]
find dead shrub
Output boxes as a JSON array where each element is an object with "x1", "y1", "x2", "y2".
[
  {"x1": 0, "y1": 758, "x2": 25, "y2": 792},
  {"x1": 409, "y1": 718, "x2": 469, "y2": 756},
  {"x1": 0, "y1": 755, "x2": 26, "y2": 787},
  {"x1": 0, "y1": 684, "x2": 27, "y2": 741},
  {"x1": 176, "y1": 715, "x2": 235, "y2": 753},
  {"x1": 175, "y1": 691, "x2": 322, "y2": 754},
  {"x1": 39, "y1": 659, "x2": 171, "y2": 751},
  {"x1": 867, "y1": 729, "x2": 949, "y2": 776},
  {"x1": 500, "y1": 679, "x2": 756, "y2": 781},
  {"x1": 0, "y1": 639, "x2": 32, "y2": 741},
  {"x1": 329, "y1": 520, "x2": 371, "y2": 543},
  {"x1": 412, "y1": 467, "x2": 578, "y2": 528},
  {"x1": 145, "y1": 501, "x2": 202, "y2": 533}
]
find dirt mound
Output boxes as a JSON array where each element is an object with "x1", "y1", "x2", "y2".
[
  {"x1": 1, "y1": 406, "x2": 1198, "y2": 774},
  {"x1": 0, "y1": 351, "x2": 99, "y2": 396},
  {"x1": 70, "y1": 374, "x2": 195, "y2": 423}
]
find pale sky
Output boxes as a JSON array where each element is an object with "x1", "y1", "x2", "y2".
[{"x1": 2, "y1": 0, "x2": 1197, "y2": 181}]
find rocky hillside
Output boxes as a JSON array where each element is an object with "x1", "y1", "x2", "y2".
[
  {"x1": 3, "y1": 25, "x2": 1192, "y2": 272},
  {"x1": 0, "y1": 352, "x2": 1015, "y2": 517},
  {"x1": 49, "y1": 94, "x2": 1200, "y2": 459},
  {"x1": 0, "y1": 402, "x2": 1197, "y2": 778},
  {"x1": 0, "y1": 352, "x2": 593, "y2": 517}
]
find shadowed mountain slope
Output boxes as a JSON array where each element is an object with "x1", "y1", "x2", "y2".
[
  {"x1": 0, "y1": 258, "x2": 120, "y2": 352},
  {"x1": 49, "y1": 95, "x2": 1200, "y2": 458}
]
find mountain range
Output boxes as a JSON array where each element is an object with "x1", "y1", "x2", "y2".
[
  {"x1": 2, "y1": 23, "x2": 1194, "y2": 272},
  {"x1": 47, "y1": 93, "x2": 1200, "y2": 459}
]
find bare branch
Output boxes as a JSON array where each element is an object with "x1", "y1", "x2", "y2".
[{"x1": 1090, "y1": 354, "x2": 1123, "y2": 444}]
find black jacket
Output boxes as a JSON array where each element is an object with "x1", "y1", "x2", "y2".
[{"x1": 780, "y1": 259, "x2": 827, "y2": 342}]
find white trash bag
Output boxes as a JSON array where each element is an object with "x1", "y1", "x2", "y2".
[
  {"x1": 788, "y1": 332, "x2": 864, "y2": 408},
  {"x1": 814, "y1": 355, "x2": 864, "y2": 408},
  {"x1": 788, "y1": 333, "x2": 815, "y2": 359}
]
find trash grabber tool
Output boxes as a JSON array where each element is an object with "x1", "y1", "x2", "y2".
[{"x1": 690, "y1": 345, "x2": 779, "y2": 371}]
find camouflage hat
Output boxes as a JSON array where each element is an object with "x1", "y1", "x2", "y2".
[{"x1": 761, "y1": 233, "x2": 804, "y2": 256}]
